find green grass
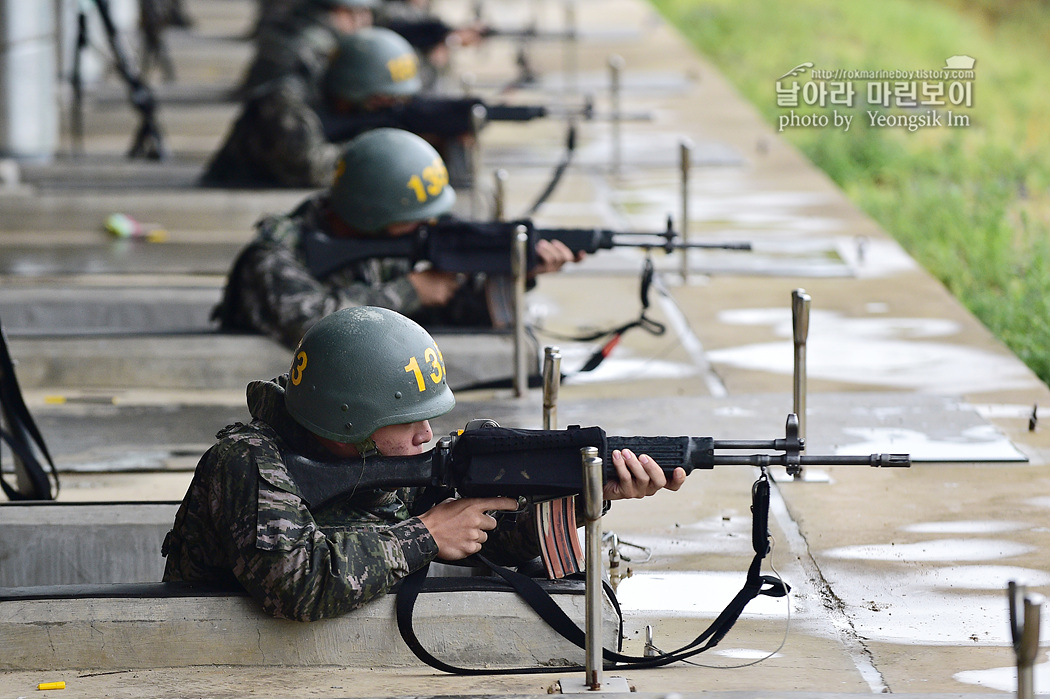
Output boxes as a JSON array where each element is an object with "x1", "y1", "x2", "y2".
[{"x1": 648, "y1": 0, "x2": 1050, "y2": 385}]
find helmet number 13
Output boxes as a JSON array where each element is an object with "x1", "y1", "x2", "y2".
[
  {"x1": 406, "y1": 157, "x2": 449, "y2": 203},
  {"x1": 404, "y1": 347, "x2": 445, "y2": 392}
]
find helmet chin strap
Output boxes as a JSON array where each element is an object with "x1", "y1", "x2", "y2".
[{"x1": 353, "y1": 437, "x2": 379, "y2": 458}]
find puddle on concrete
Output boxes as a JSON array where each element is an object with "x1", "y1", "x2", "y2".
[
  {"x1": 954, "y1": 654, "x2": 1050, "y2": 692},
  {"x1": 823, "y1": 538, "x2": 1034, "y2": 562},
  {"x1": 710, "y1": 647, "x2": 784, "y2": 660},
  {"x1": 1027, "y1": 496, "x2": 1050, "y2": 509},
  {"x1": 902, "y1": 521, "x2": 1028, "y2": 535},
  {"x1": 604, "y1": 525, "x2": 756, "y2": 559},
  {"x1": 708, "y1": 308, "x2": 1042, "y2": 394},
  {"x1": 915, "y1": 565, "x2": 1050, "y2": 590},
  {"x1": 546, "y1": 344, "x2": 698, "y2": 384},
  {"x1": 616, "y1": 571, "x2": 790, "y2": 618},
  {"x1": 835, "y1": 426, "x2": 1028, "y2": 462}
]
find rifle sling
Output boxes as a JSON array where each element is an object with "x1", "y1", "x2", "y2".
[
  {"x1": 0, "y1": 317, "x2": 59, "y2": 501},
  {"x1": 395, "y1": 471, "x2": 788, "y2": 674}
]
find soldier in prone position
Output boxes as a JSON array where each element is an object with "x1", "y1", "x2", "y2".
[
  {"x1": 211, "y1": 128, "x2": 579, "y2": 348},
  {"x1": 162, "y1": 307, "x2": 686, "y2": 621},
  {"x1": 202, "y1": 26, "x2": 420, "y2": 189},
  {"x1": 239, "y1": 0, "x2": 378, "y2": 97}
]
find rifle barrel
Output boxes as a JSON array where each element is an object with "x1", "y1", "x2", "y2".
[{"x1": 711, "y1": 453, "x2": 911, "y2": 468}]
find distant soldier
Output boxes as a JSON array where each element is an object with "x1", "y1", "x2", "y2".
[
  {"x1": 201, "y1": 27, "x2": 477, "y2": 189},
  {"x1": 240, "y1": 0, "x2": 484, "y2": 96},
  {"x1": 239, "y1": 0, "x2": 377, "y2": 96},
  {"x1": 210, "y1": 128, "x2": 578, "y2": 347},
  {"x1": 201, "y1": 26, "x2": 409, "y2": 188},
  {"x1": 162, "y1": 305, "x2": 682, "y2": 620}
]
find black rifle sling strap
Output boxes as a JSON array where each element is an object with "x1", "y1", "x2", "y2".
[
  {"x1": 0, "y1": 319, "x2": 59, "y2": 500},
  {"x1": 451, "y1": 259, "x2": 666, "y2": 392},
  {"x1": 395, "y1": 472, "x2": 789, "y2": 674}
]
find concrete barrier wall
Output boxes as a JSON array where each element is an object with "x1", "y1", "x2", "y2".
[
  {"x1": 0, "y1": 503, "x2": 177, "y2": 586},
  {"x1": 0, "y1": 581, "x2": 620, "y2": 671}
]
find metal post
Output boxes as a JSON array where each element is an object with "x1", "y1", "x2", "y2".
[
  {"x1": 470, "y1": 103, "x2": 488, "y2": 217},
  {"x1": 679, "y1": 138, "x2": 693, "y2": 284},
  {"x1": 581, "y1": 446, "x2": 604, "y2": 689},
  {"x1": 1009, "y1": 581, "x2": 1044, "y2": 699},
  {"x1": 1, "y1": 0, "x2": 59, "y2": 160},
  {"x1": 512, "y1": 226, "x2": 529, "y2": 397},
  {"x1": 563, "y1": 0, "x2": 578, "y2": 97},
  {"x1": 607, "y1": 54, "x2": 624, "y2": 176},
  {"x1": 542, "y1": 346, "x2": 562, "y2": 430},
  {"x1": 494, "y1": 168, "x2": 508, "y2": 222},
  {"x1": 791, "y1": 288, "x2": 810, "y2": 481}
]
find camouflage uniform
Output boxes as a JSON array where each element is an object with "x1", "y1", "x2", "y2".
[
  {"x1": 240, "y1": 2, "x2": 341, "y2": 96},
  {"x1": 200, "y1": 76, "x2": 340, "y2": 189},
  {"x1": 213, "y1": 193, "x2": 493, "y2": 347},
  {"x1": 162, "y1": 374, "x2": 540, "y2": 621}
]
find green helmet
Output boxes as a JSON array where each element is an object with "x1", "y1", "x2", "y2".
[
  {"x1": 329, "y1": 128, "x2": 456, "y2": 233},
  {"x1": 285, "y1": 306, "x2": 455, "y2": 444},
  {"x1": 324, "y1": 27, "x2": 421, "y2": 104}
]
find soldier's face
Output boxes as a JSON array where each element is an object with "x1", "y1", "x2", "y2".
[
  {"x1": 386, "y1": 220, "x2": 425, "y2": 237},
  {"x1": 371, "y1": 420, "x2": 434, "y2": 455},
  {"x1": 329, "y1": 7, "x2": 372, "y2": 34}
]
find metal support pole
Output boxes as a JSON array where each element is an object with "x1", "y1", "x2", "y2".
[
  {"x1": 512, "y1": 226, "x2": 529, "y2": 397},
  {"x1": 679, "y1": 138, "x2": 693, "y2": 284},
  {"x1": 470, "y1": 103, "x2": 488, "y2": 217},
  {"x1": 494, "y1": 168, "x2": 508, "y2": 222},
  {"x1": 581, "y1": 446, "x2": 604, "y2": 689},
  {"x1": 542, "y1": 346, "x2": 562, "y2": 430},
  {"x1": 791, "y1": 288, "x2": 810, "y2": 481},
  {"x1": 563, "y1": 0, "x2": 578, "y2": 97},
  {"x1": 1009, "y1": 581, "x2": 1044, "y2": 699},
  {"x1": 607, "y1": 54, "x2": 624, "y2": 176},
  {"x1": 1, "y1": 1, "x2": 59, "y2": 160}
]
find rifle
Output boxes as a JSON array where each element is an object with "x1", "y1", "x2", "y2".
[
  {"x1": 301, "y1": 216, "x2": 752, "y2": 278},
  {"x1": 381, "y1": 16, "x2": 638, "y2": 46},
  {"x1": 320, "y1": 95, "x2": 591, "y2": 143},
  {"x1": 365, "y1": 415, "x2": 906, "y2": 672},
  {"x1": 283, "y1": 414, "x2": 910, "y2": 512}
]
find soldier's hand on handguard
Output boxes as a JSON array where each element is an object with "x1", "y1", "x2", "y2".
[
  {"x1": 530, "y1": 239, "x2": 585, "y2": 277},
  {"x1": 603, "y1": 450, "x2": 686, "y2": 501},
  {"x1": 419, "y1": 496, "x2": 519, "y2": 560},
  {"x1": 409, "y1": 269, "x2": 463, "y2": 306},
  {"x1": 447, "y1": 21, "x2": 489, "y2": 48}
]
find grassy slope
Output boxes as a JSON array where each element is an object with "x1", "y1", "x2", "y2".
[{"x1": 648, "y1": 0, "x2": 1050, "y2": 384}]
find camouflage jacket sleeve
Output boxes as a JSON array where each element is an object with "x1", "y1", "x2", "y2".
[
  {"x1": 228, "y1": 215, "x2": 425, "y2": 347},
  {"x1": 220, "y1": 78, "x2": 340, "y2": 189},
  {"x1": 167, "y1": 432, "x2": 439, "y2": 621}
]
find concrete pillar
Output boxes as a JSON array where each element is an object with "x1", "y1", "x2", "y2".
[{"x1": 0, "y1": 0, "x2": 59, "y2": 160}]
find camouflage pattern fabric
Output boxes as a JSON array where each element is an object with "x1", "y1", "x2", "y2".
[
  {"x1": 201, "y1": 76, "x2": 340, "y2": 189},
  {"x1": 213, "y1": 194, "x2": 493, "y2": 348},
  {"x1": 240, "y1": 2, "x2": 340, "y2": 96},
  {"x1": 162, "y1": 374, "x2": 541, "y2": 621}
]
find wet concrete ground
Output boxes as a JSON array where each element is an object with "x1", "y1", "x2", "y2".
[{"x1": 1, "y1": 0, "x2": 1048, "y2": 696}]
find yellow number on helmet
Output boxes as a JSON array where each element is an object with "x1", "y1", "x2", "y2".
[
  {"x1": 291, "y1": 351, "x2": 308, "y2": 386},
  {"x1": 422, "y1": 158, "x2": 448, "y2": 196},
  {"x1": 424, "y1": 346, "x2": 444, "y2": 384},
  {"x1": 404, "y1": 356, "x2": 426, "y2": 392},
  {"x1": 387, "y1": 54, "x2": 418, "y2": 83}
]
